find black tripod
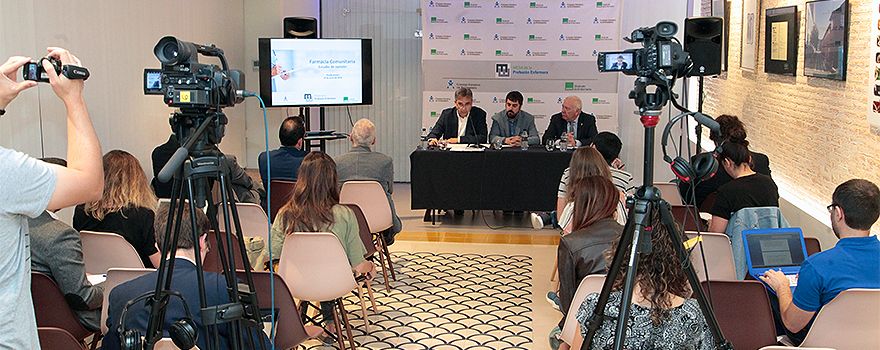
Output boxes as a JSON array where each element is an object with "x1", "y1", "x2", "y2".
[
  {"x1": 145, "y1": 110, "x2": 268, "y2": 350},
  {"x1": 580, "y1": 95, "x2": 733, "y2": 349}
]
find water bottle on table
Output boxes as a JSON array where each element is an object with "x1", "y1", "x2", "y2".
[
  {"x1": 419, "y1": 128, "x2": 428, "y2": 150},
  {"x1": 520, "y1": 129, "x2": 529, "y2": 150}
]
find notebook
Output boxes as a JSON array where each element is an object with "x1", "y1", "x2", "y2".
[{"x1": 742, "y1": 227, "x2": 808, "y2": 293}]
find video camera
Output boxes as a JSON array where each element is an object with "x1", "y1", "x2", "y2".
[
  {"x1": 144, "y1": 36, "x2": 244, "y2": 109},
  {"x1": 597, "y1": 21, "x2": 690, "y2": 79}
]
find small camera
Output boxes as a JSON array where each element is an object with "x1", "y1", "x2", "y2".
[{"x1": 22, "y1": 56, "x2": 90, "y2": 82}]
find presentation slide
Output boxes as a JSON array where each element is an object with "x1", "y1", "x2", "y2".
[{"x1": 270, "y1": 39, "x2": 363, "y2": 105}]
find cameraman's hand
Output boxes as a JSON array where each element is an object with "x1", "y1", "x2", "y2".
[
  {"x1": 43, "y1": 47, "x2": 84, "y2": 104},
  {"x1": 0, "y1": 56, "x2": 38, "y2": 110}
]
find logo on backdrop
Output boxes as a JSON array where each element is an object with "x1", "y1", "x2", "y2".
[
  {"x1": 304, "y1": 94, "x2": 312, "y2": 102},
  {"x1": 494, "y1": 34, "x2": 500, "y2": 40},
  {"x1": 526, "y1": 50, "x2": 532, "y2": 57},
  {"x1": 461, "y1": 49, "x2": 466, "y2": 55},
  {"x1": 447, "y1": 80, "x2": 455, "y2": 89},
  {"x1": 496, "y1": 63, "x2": 510, "y2": 78},
  {"x1": 495, "y1": 1, "x2": 500, "y2": 7},
  {"x1": 429, "y1": 96, "x2": 435, "y2": 102},
  {"x1": 592, "y1": 50, "x2": 598, "y2": 56},
  {"x1": 527, "y1": 18, "x2": 533, "y2": 24},
  {"x1": 558, "y1": 97, "x2": 564, "y2": 104}
]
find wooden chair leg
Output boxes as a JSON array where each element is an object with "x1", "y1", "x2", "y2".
[
  {"x1": 337, "y1": 298, "x2": 357, "y2": 350},
  {"x1": 550, "y1": 259, "x2": 558, "y2": 281},
  {"x1": 373, "y1": 238, "x2": 391, "y2": 293},
  {"x1": 331, "y1": 302, "x2": 346, "y2": 350},
  {"x1": 356, "y1": 284, "x2": 370, "y2": 332},
  {"x1": 378, "y1": 234, "x2": 396, "y2": 281},
  {"x1": 365, "y1": 281, "x2": 379, "y2": 314}
]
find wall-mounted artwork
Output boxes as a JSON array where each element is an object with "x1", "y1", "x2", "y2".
[
  {"x1": 805, "y1": 0, "x2": 848, "y2": 80},
  {"x1": 765, "y1": 6, "x2": 799, "y2": 75},
  {"x1": 741, "y1": 0, "x2": 758, "y2": 71}
]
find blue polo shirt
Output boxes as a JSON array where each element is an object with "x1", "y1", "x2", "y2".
[{"x1": 792, "y1": 236, "x2": 880, "y2": 312}]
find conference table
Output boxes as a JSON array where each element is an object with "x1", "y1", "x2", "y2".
[{"x1": 410, "y1": 146, "x2": 572, "y2": 220}]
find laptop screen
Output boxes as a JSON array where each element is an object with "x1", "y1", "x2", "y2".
[{"x1": 746, "y1": 231, "x2": 807, "y2": 268}]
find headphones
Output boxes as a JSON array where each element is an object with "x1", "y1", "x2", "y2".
[
  {"x1": 118, "y1": 291, "x2": 198, "y2": 350},
  {"x1": 661, "y1": 112, "x2": 721, "y2": 184}
]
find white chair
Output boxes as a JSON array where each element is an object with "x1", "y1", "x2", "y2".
[
  {"x1": 277, "y1": 232, "x2": 359, "y2": 350},
  {"x1": 653, "y1": 182, "x2": 682, "y2": 205},
  {"x1": 101, "y1": 268, "x2": 154, "y2": 334},
  {"x1": 796, "y1": 288, "x2": 880, "y2": 349},
  {"x1": 340, "y1": 181, "x2": 396, "y2": 283},
  {"x1": 216, "y1": 202, "x2": 270, "y2": 243},
  {"x1": 685, "y1": 232, "x2": 737, "y2": 281},
  {"x1": 560, "y1": 275, "x2": 606, "y2": 346},
  {"x1": 80, "y1": 231, "x2": 145, "y2": 275}
]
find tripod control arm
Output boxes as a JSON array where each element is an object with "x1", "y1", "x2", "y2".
[{"x1": 158, "y1": 147, "x2": 189, "y2": 183}]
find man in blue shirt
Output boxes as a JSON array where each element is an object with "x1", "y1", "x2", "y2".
[
  {"x1": 258, "y1": 116, "x2": 308, "y2": 186},
  {"x1": 761, "y1": 179, "x2": 880, "y2": 345}
]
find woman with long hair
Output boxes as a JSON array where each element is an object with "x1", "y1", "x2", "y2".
[
  {"x1": 74, "y1": 150, "x2": 160, "y2": 268},
  {"x1": 259, "y1": 152, "x2": 373, "y2": 335},
  {"x1": 572, "y1": 209, "x2": 715, "y2": 350},
  {"x1": 557, "y1": 147, "x2": 617, "y2": 233},
  {"x1": 554, "y1": 176, "x2": 623, "y2": 350}
]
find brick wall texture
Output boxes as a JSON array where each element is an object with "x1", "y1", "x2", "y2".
[{"x1": 701, "y1": 0, "x2": 880, "y2": 235}]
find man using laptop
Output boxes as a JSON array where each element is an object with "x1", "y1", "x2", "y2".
[{"x1": 760, "y1": 179, "x2": 880, "y2": 345}]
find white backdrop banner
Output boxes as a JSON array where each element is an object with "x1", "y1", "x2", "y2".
[{"x1": 421, "y1": 0, "x2": 622, "y2": 136}]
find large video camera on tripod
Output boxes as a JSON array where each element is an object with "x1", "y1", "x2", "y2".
[
  {"x1": 137, "y1": 37, "x2": 266, "y2": 350},
  {"x1": 578, "y1": 21, "x2": 734, "y2": 350}
]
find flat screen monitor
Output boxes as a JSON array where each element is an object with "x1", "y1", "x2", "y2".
[{"x1": 258, "y1": 38, "x2": 372, "y2": 107}]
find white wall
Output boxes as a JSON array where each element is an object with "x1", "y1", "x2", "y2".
[{"x1": 0, "y1": 0, "x2": 248, "y2": 175}]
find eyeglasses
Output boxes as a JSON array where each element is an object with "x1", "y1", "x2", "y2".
[{"x1": 827, "y1": 203, "x2": 838, "y2": 214}]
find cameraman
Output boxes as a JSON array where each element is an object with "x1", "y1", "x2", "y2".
[{"x1": 0, "y1": 48, "x2": 103, "y2": 348}]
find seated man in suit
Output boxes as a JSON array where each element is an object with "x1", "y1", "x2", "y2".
[
  {"x1": 259, "y1": 115, "x2": 309, "y2": 186},
  {"x1": 489, "y1": 91, "x2": 540, "y2": 147},
  {"x1": 427, "y1": 87, "x2": 487, "y2": 146},
  {"x1": 152, "y1": 135, "x2": 264, "y2": 204},
  {"x1": 335, "y1": 118, "x2": 402, "y2": 244},
  {"x1": 103, "y1": 204, "x2": 270, "y2": 350},
  {"x1": 761, "y1": 179, "x2": 880, "y2": 346},
  {"x1": 610, "y1": 55, "x2": 628, "y2": 70},
  {"x1": 541, "y1": 96, "x2": 598, "y2": 148},
  {"x1": 29, "y1": 157, "x2": 104, "y2": 333}
]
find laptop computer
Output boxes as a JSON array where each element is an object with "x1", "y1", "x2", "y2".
[{"x1": 742, "y1": 227, "x2": 808, "y2": 293}]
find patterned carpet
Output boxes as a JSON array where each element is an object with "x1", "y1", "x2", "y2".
[{"x1": 300, "y1": 251, "x2": 534, "y2": 350}]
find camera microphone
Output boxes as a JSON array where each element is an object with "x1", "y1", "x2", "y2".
[{"x1": 692, "y1": 112, "x2": 720, "y2": 132}]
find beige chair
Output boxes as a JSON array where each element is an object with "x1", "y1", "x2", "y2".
[
  {"x1": 340, "y1": 181, "x2": 396, "y2": 282},
  {"x1": 79, "y1": 230, "x2": 145, "y2": 276},
  {"x1": 796, "y1": 288, "x2": 880, "y2": 349},
  {"x1": 654, "y1": 182, "x2": 682, "y2": 205},
  {"x1": 216, "y1": 202, "x2": 270, "y2": 243},
  {"x1": 101, "y1": 268, "x2": 154, "y2": 334},
  {"x1": 759, "y1": 347, "x2": 837, "y2": 350},
  {"x1": 560, "y1": 275, "x2": 606, "y2": 346},
  {"x1": 685, "y1": 232, "x2": 736, "y2": 281},
  {"x1": 277, "y1": 232, "x2": 359, "y2": 350}
]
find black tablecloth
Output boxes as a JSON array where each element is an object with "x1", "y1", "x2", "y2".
[{"x1": 410, "y1": 146, "x2": 572, "y2": 211}]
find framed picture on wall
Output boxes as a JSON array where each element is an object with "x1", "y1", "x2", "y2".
[
  {"x1": 765, "y1": 6, "x2": 799, "y2": 75},
  {"x1": 804, "y1": 0, "x2": 848, "y2": 80}
]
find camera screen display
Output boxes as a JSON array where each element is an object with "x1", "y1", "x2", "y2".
[
  {"x1": 604, "y1": 53, "x2": 633, "y2": 71},
  {"x1": 144, "y1": 69, "x2": 162, "y2": 95}
]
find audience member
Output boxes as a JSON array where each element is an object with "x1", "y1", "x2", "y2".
[
  {"x1": 761, "y1": 179, "x2": 880, "y2": 345},
  {"x1": 28, "y1": 157, "x2": 103, "y2": 332},
  {"x1": 152, "y1": 134, "x2": 265, "y2": 204},
  {"x1": 103, "y1": 203, "x2": 270, "y2": 350},
  {"x1": 541, "y1": 96, "x2": 598, "y2": 148},
  {"x1": 334, "y1": 118, "x2": 402, "y2": 244},
  {"x1": 572, "y1": 207, "x2": 715, "y2": 350},
  {"x1": 552, "y1": 176, "x2": 623, "y2": 349},
  {"x1": 707, "y1": 136, "x2": 779, "y2": 234},
  {"x1": 679, "y1": 114, "x2": 771, "y2": 208},
  {"x1": 0, "y1": 48, "x2": 103, "y2": 348},
  {"x1": 258, "y1": 115, "x2": 309, "y2": 186},
  {"x1": 531, "y1": 147, "x2": 612, "y2": 231},
  {"x1": 591, "y1": 131, "x2": 633, "y2": 194},
  {"x1": 488, "y1": 91, "x2": 540, "y2": 146},
  {"x1": 74, "y1": 150, "x2": 161, "y2": 268},
  {"x1": 427, "y1": 87, "x2": 488, "y2": 145},
  {"x1": 259, "y1": 152, "x2": 374, "y2": 337}
]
